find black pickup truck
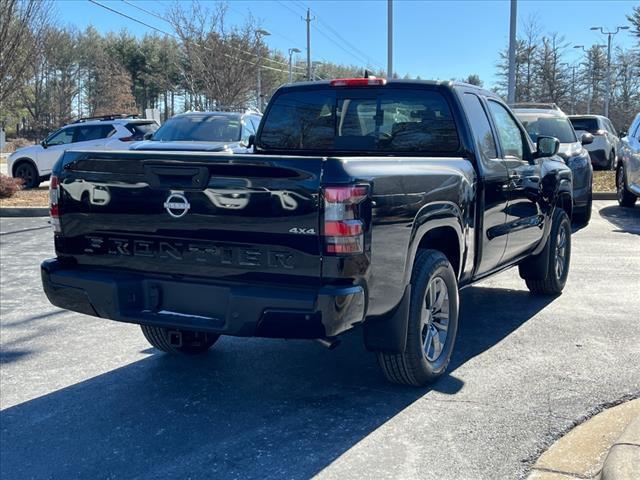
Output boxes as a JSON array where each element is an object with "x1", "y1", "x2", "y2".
[{"x1": 41, "y1": 79, "x2": 573, "y2": 386}]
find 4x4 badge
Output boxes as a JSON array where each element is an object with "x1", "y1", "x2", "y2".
[
  {"x1": 164, "y1": 193, "x2": 191, "y2": 218},
  {"x1": 289, "y1": 227, "x2": 315, "y2": 234}
]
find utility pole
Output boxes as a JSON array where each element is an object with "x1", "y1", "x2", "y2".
[
  {"x1": 304, "y1": 9, "x2": 315, "y2": 81},
  {"x1": 387, "y1": 0, "x2": 393, "y2": 78},
  {"x1": 507, "y1": 0, "x2": 517, "y2": 104},
  {"x1": 590, "y1": 26, "x2": 629, "y2": 117}
]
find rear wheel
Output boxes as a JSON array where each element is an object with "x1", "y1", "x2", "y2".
[
  {"x1": 14, "y1": 161, "x2": 40, "y2": 189},
  {"x1": 617, "y1": 165, "x2": 638, "y2": 207},
  {"x1": 522, "y1": 208, "x2": 571, "y2": 295},
  {"x1": 140, "y1": 325, "x2": 219, "y2": 355},
  {"x1": 376, "y1": 250, "x2": 459, "y2": 387}
]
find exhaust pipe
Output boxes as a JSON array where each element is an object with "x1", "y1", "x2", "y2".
[{"x1": 316, "y1": 338, "x2": 341, "y2": 350}]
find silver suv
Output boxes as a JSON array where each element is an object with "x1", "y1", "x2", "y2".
[
  {"x1": 568, "y1": 115, "x2": 620, "y2": 170},
  {"x1": 617, "y1": 113, "x2": 640, "y2": 207}
]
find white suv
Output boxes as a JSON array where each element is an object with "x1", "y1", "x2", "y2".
[{"x1": 7, "y1": 115, "x2": 158, "y2": 188}]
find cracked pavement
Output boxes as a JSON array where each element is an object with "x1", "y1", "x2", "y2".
[{"x1": 1, "y1": 201, "x2": 639, "y2": 479}]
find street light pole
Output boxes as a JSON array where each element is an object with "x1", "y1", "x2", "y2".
[
  {"x1": 590, "y1": 26, "x2": 630, "y2": 117},
  {"x1": 574, "y1": 44, "x2": 606, "y2": 115},
  {"x1": 507, "y1": 0, "x2": 518, "y2": 104},
  {"x1": 387, "y1": 0, "x2": 393, "y2": 78},
  {"x1": 255, "y1": 29, "x2": 271, "y2": 111},
  {"x1": 288, "y1": 48, "x2": 301, "y2": 83}
]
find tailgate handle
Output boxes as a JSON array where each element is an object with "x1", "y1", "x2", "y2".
[{"x1": 144, "y1": 165, "x2": 210, "y2": 189}]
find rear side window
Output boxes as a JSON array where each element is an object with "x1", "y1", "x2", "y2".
[
  {"x1": 126, "y1": 122, "x2": 158, "y2": 140},
  {"x1": 259, "y1": 88, "x2": 460, "y2": 154},
  {"x1": 569, "y1": 117, "x2": 598, "y2": 134},
  {"x1": 75, "y1": 125, "x2": 115, "y2": 142},
  {"x1": 461, "y1": 93, "x2": 497, "y2": 159}
]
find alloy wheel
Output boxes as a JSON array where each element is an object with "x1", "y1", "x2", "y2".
[
  {"x1": 555, "y1": 227, "x2": 567, "y2": 279},
  {"x1": 421, "y1": 276, "x2": 450, "y2": 362}
]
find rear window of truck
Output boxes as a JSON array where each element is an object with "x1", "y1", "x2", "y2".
[{"x1": 259, "y1": 88, "x2": 460, "y2": 154}]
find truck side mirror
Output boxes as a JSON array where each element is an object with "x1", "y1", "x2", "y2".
[
  {"x1": 535, "y1": 136, "x2": 560, "y2": 158},
  {"x1": 247, "y1": 134, "x2": 255, "y2": 149}
]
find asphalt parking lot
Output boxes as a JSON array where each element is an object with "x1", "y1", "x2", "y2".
[{"x1": 1, "y1": 201, "x2": 639, "y2": 480}]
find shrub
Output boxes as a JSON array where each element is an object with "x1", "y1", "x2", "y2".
[
  {"x1": 0, "y1": 174, "x2": 23, "y2": 198},
  {"x1": 3, "y1": 138, "x2": 34, "y2": 153}
]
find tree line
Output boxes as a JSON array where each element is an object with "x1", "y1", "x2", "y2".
[
  {"x1": 0, "y1": 0, "x2": 370, "y2": 138},
  {"x1": 1, "y1": 0, "x2": 639, "y2": 139},
  {"x1": 495, "y1": 8, "x2": 640, "y2": 131}
]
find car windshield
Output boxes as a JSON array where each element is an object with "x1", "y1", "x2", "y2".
[
  {"x1": 517, "y1": 114, "x2": 577, "y2": 144},
  {"x1": 259, "y1": 88, "x2": 460, "y2": 154},
  {"x1": 151, "y1": 115, "x2": 241, "y2": 142},
  {"x1": 569, "y1": 117, "x2": 599, "y2": 134}
]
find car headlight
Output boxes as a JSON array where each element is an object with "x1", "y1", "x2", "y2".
[{"x1": 567, "y1": 154, "x2": 589, "y2": 169}]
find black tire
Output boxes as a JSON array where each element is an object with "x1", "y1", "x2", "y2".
[
  {"x1": 140, "y1": 325, "x2": 219, "y2": 355},
  {"x1": 617, "y1": 165, "x2": 638, "y2": 207},
  {"x1": 13, "y1": 161, "x2": 40, "y2": 189},
  {"x1": 523, "y1": 208, "x2": 571, "y2": 295},
  {"x1": 573, "y1": 192, "x2": 592, "y2": 225},
  {"x1": 377, "y1": 250, "x2": 459, "y2": 387}
]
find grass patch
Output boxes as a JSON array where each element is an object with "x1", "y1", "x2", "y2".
[
  {"x1": 0, "y1": 187, "x2": 49, "y2": 208},
  {"x1": 593, "y1": 171, "x2": 615, "y2": 193}
]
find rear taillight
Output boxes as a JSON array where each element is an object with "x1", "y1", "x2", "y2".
[
  {"x1": 323, "y1": 185, "x2": 368, "y2": 255},
  {"x1": 330, "y1": 77, "x2": 387, "y2": 87},
  {"x1": 49, "y1": 175, "x2": 61, "y2": 233}
]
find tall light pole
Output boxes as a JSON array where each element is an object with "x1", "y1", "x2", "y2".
[
  {"x1": 303, "y1": 9, "x2": 315, "y2": 80},
  {"x1": 561, "y1": 62, "x2": 577, "y2": 115},
  {"x1": 590, "y1": 26, "x2": 630, "y2": 117},
  {"x1": 288, "y1": 48, "x2": 301, "y2": 83},
  {"x1": 387, "y1": 0, "x2": 393, "y2": 78},
  {"x1": 255, "y1": 28, "x2": 271, "y2": 111},
  {"x1": 574, "y1": 44, "x2": 606, "y2": 115},
  {"x1": 507, "y1": 0, "x2": 517, "y2": 104}
]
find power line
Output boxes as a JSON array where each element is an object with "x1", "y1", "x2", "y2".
[
  {"x1": 119, "y1": 0, "x2": 305, "y2": 71},
  {"x1": 88, "y1": 0, "x2": 294, "y2": 74}
]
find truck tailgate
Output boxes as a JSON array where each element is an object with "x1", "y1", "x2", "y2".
[{"x1": 55, "y1": 151, "x2": 324, "y2": 285}]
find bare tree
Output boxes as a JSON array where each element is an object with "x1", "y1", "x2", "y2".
[{"x1": 0, "y1": 0, "x2": 51, "y2": 105}]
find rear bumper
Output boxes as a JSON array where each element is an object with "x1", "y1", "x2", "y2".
[{"x1": 41, "y1": 259, "x2": 365, "y2": 339}]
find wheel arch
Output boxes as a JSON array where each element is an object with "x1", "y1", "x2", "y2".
[{"x1": 11, "y1": 157, "x2": 39, "y2": 177}]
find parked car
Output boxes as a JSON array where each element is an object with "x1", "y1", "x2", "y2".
[
  {"x1": 616, "y1": 113, "x2": 640, "y2": 207},
  {"x1": 514, "y1": 108, "x2": 593, "y2": 224},
  {"x1": 7, "y1": 115, "x2": 158, "y2": 188},
  {"x1": 41, "y1": 78, "x2": 573, "y2": 387},
  {"x1": 568, "y1": 115, "x2": 620, "y2": 170},
  {"x1": 130, "y1": 110, "x2": 262, "y2": 153},
  {"x1": 511, "y1": 102, "x2": 563, "y2": 112}
]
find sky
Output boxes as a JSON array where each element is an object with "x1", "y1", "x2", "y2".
[{"x1": 55, "y1": 0, "x2": 638, "y2": 88}]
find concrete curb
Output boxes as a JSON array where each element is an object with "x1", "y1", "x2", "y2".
[
  {"x1": 593, "y1": 192, "x2": 617, "y2": 200},
  {"x1": 601, "y1": 416, "x2": 640, "y2": 480},
  {"x1": 528, "y1": 399, "x2": 640, "y2": 480},
  {"x1": 0, "y1": 207, "x2": 49, "y2": 217}
]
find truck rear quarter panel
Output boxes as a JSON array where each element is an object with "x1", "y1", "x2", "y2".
[{"x1": 322, "y1": 156, "x2": 476, "y2": 317}]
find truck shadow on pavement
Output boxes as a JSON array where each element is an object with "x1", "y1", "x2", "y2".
[
  {"x1": 0, "y1": 286, "x2": 553, "y2": 479},
  {"x1": 598, "y1": 204, "x2": 640, "y2": 235}
]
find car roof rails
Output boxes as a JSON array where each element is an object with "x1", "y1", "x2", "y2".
[
  {"x1": 73, "y1": 113, "x2": 140, "y2": 123},
  {"x1": 210, "y1": 106, "x2": 262, "y2": 114},
  {"x1": 510, "y1": 102, "x2": 561, "y2": 111}
]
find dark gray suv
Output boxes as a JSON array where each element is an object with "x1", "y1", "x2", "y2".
[{"x1": 515, "y1": 108, "x2": 594, "y2": 224}]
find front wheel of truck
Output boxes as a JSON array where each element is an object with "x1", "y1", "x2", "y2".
[
  {"x1": 141, "y1": 325, "x2": 219, "y2": 355},
  {"x1": 376, "y1": 250, "x2": 459, "y2": 387},
  {"x1": 521, "y1": 208, "x2": 571, "y2": 295}
]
